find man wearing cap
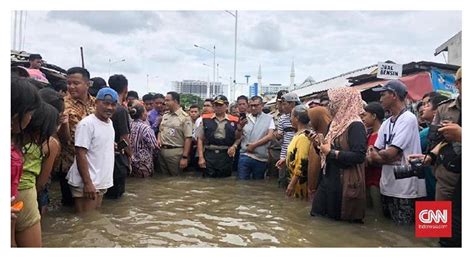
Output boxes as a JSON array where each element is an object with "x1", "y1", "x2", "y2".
[
  {"x1": 27, "y1": 53, "x2": 49, "y2": 84},
  {"x1": 196, "y1": 95, "x2": 241, "y2": 178},
  {"x1": 66, "y1": 88, "x2": 118, "y2": 213},
  {"x1": 57, "y1": 67, "x2": 96, "y2": 206},
  {"x1": 275, "y1": 92, "x2": 301, "y2": 188},
  {"x1": 268, "y1": 90, "x2": 288, "y2": 181},
  {"x1": 368, "y1": 80, "x2": 426, "y2": 225},
  {"x1": 157, "y1": 91, "x2": 193, "y2": 176}
]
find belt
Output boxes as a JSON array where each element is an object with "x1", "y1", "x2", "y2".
[
  {"x1": 205, "y1": 145, "x2": 230, "y2": 150},
  {"x1": 161, "y1": 145, "x2": 183, "y2": 149},
  {"x1": 205, "y1": 149, "x2": 227, "y2": 154}
]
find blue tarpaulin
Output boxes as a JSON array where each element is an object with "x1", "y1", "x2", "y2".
[{"x1": 430, "y1": 69, "x2": 458, "y2": 98}]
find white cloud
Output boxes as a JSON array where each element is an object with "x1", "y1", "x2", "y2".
[{"x1": 15, "y1": 10, "x2": 461, "y2": 98}]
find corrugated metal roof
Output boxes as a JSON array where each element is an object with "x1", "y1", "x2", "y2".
[{"x1": 267, "y1": 64, "x2": 377, "y2": 104}]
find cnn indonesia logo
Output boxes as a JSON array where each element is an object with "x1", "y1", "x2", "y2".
[{"x1": 415, "y1": 201, "x2": 452, "y2": 238}]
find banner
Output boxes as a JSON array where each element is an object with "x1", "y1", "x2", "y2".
[{"x1": 430, "y1": 69, "x2": 458, "y2": 98}]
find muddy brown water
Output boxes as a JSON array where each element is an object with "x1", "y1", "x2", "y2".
[{"x1": 41, "y1": 175, "x2": 437, "y2": 247}]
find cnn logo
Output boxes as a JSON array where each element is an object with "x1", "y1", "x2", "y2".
[
  {"x1": 415, "y1": 201, "x2": 451, "y2": 238},
  {"x1": 419, "y1": 209, "x2": 448, "y2": 224}
]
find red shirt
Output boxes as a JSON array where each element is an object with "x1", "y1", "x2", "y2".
[
  {"x1": 11, "y1": 145, "x2": 23, "y2": 198},
  {"x1": 366, "y1": 132, "x2": 382, "y2": 187}
]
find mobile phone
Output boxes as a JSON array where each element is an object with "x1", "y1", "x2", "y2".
[
  {"x1": 239, "y1": 112, "x2": 246, "y2": 120},
  {"x1": 12, "y1": 201, "x2": 24, "y2": 211},
  {"x1": 304, "y1": 129, "x2": 311, "y2": 135},
  {"x1": 117, "y1": 139, "x2": 128, "y2": 150}
]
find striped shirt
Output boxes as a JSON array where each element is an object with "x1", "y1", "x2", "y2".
[{"x1": 278, "y1": 113, "x2": 295, "y2": 160}]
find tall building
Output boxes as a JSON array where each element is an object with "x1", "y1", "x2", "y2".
[{"x1": 172, "y1": 80, "x2": 225, "y2": 99}]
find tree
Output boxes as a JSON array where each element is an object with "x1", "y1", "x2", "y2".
[{"x1": 180, "y1": 93, "x2": 203, "y2": 109}]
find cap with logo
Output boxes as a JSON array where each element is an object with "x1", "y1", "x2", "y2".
[
  {"x1": 372, "y1": 79, "x2": 408, "y2": 99},
  {"x1": 281, "y1": 92, "x2": 301, "y2": 103},
  {"x1": 213, "y1": 95, "x2": 229, "y2": 105},
  {"x1": 96, "y1": 87, "x2": 119, "y2": 103}
]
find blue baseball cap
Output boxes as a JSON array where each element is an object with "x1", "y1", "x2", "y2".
[
  {"x1": 96, "y1": 87, "x2": 119, "y2": 103},
  {"x1": 372, "y1": 80, "x2": 408, "y2": 99}
]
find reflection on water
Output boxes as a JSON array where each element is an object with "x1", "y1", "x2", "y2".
[{"x1": 41, "y1": 176, "x2": 437, "y2": 247}]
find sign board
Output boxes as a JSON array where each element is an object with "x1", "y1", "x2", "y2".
[
  {"x1": 377, "y1": 62, "x2": 403, "y2": 79},
  {"x1": 249, "y1": 83, "x2": 258, "y2": 97}
]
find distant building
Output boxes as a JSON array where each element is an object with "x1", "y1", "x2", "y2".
[
  {"x1": 172, "y1": 80, "x2": 225, "y2": 99},
  {"x1": 258, "y1": 83, "x2": 290, "y2": 100},
  {"x1": 434, "y1": 31, "x2": 462, "y2": 66}
]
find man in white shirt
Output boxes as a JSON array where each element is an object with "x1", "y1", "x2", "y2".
[
  {"x1": 67, "y1": 88, "x2": 118, "y2": 213},
  {"x1": 368, "y1": 80, "x2": 426, "y2": 225},
  {"x1": 237, "y1": 96, "x2": 275, "y2": 180}
]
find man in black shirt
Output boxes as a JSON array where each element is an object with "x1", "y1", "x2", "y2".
[{"x1": 105, "y1": 74, "x2": 131, "y2": 199}]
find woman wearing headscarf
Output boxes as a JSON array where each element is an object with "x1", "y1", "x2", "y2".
[
  {"x1": 307, "y1": 106, "x2": 332, "y2": 202},
  {"x1": 310, "y1": 87, "x2": 367, "y2": 223}
]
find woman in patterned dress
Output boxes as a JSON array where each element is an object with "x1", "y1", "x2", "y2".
[{"x1": 129, "y1": 103, "x2": 158, "y2": 177}]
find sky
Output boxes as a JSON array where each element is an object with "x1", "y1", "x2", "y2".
[{"x1": 12, "y1": 10, "x2": 461, "y2": 98}]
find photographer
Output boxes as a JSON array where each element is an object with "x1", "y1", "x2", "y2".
[
  {"x1": 418, "y1": 92, "x2": 449, "y2": 200},
  {"x1": 367, "y1": 80, "x2": 426, "y2": 225},
  {"x1": 409, "y1": 67, "x2": 461, "y2": 247}
]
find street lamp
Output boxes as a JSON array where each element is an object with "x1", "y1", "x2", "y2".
[
  {"x1": 224, "y1": 10, "x2": 238, "y2": 101},
  {"x1": 108, "y1": 58, "x2": 126, "y2": 77},
  {"x1": 194, "y1": 44, "x2": 216, "y2": 97}
]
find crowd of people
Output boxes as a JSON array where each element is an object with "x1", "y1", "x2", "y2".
[{"x1": 10, "y1": 54, "x2": 462, "y2": 247}]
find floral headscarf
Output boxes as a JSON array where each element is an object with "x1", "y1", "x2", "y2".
[{"x1": 320, "y1": 87, "x2": 364, "y2": 168}]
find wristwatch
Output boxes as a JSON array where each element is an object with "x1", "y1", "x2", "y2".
[{"x1": 328, "y1": 149, "x2": 337, "y2": 159}]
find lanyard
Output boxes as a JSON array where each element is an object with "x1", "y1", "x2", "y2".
[{"x1": 384, "y1": 108, "x2": 406, "y2": 148}]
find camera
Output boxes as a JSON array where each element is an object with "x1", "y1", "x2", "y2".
[
  {"x1": 427, "y1": 124, "x2": 444, "y2": 146},
  {"x1": 239, "y1": 112, "x2": 247, "y2": 120},
  {"x1": 393, "y1": 158, "x2": 425, "y2": 179}
]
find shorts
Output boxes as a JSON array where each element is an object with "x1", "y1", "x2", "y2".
[
  {"x1": 69, "y1": 185, "x2": 108, "y2": 198},
  {"x1": 15, "y1": 187, "x2": 41, "y2": 232}
]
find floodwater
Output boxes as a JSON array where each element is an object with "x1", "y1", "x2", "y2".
[{"x1": 42, "y1": 175, "x2": 437, "y2": 247}]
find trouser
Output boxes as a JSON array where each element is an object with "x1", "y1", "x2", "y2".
[
  {"x1": 439, "y1": 177, "x2": 462, "y2": 247},
  {"x1": 59, "y1": 170, "x2": 74, "y2": 206},
  {"x1": 381, "y1": 195, "x2": 416, "y2": 225},
  {"x1": 203, "y1": 149, "x2": 233, "y2": 178},
  {"x1": 105, "y1": 154, "x2": 129, "y2": 199},
  {"x1": 188, "y1": 145, "x2": 199, "y2": 171},
  {"x1": 238, "y1": 155, "x2": 267, "y2": 180},
  {"x1": 159, "y1": 147, "x2": 183, "y2": 176},
  {"x1": 153, "y1": 149, "x2": 161, "y2": 175},
  {"x1": 267, "y1": 148, "x2": 281, "y2": 179},
  {"x1": 278, "y1": 168, "x2": 289, "y2": 189},
  {"x1": 232, "y1": 148, "x2": 240, "y2": 172},
  {"x1": 435, "y1": 167, "x2": 461, "y2": 201}
]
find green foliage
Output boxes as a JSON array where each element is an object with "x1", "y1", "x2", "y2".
[{"x1": 180, "y1": 93, "x2": 203, "y2": 109}]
